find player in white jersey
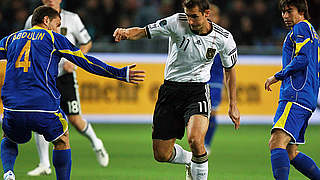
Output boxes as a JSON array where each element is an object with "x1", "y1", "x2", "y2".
[
  {"x1": 113, "y1": 0, "x2": 240, "y2": 179},
  {"x1": 24, "y1": 0, "x2": 109, "y2": 176}
]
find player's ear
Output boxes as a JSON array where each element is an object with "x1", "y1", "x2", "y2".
[{"x1": 43, "y1": 16, "x2": 50, "y2": 27}]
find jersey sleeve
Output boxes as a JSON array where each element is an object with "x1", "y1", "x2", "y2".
[
  {"x1": 71, "y1": 14, "x2": 91, "y2": 45},
  {"x1": 274, "y1": 22, "x2": 311, "y2": 80},
  {"x1": 24, "y1": 15, "x2": 32, "y2": 29},
  {"x1": 53, "y1": 33, "x2": 128, "y2": 82},
  {"x1": 145, "y1": 13, "x2": 178, "y2": 39},
  {"x1": 217, "y1": 33, "x2": 237, "y2": 69},
  {"x1": 0, "y1": 36, "x2": 8, "y2": 60}
]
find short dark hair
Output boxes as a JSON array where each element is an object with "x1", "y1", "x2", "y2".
[
  {"x1": 279, "y1": 0, "x2": 310, "y2": 20},
  {"x1": 183, "y1": 0, "x2": 210, "y2": 13},
  {"x1": 31, "y1": 5, "x2": 60, "y2": 26}
]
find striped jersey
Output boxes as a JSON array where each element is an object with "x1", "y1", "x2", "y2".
[
  {"x1": 275, "y1": 20, "x2": 320, "y2": 111},
  {"x1": 25, "y1": 9, "x2": 91, "y2": 77},
  {"x1": 0, "y1": 26, "x2": 128, "y2": 112},
  {"x1": 146, "y1": 13, "x2": 237, "y2": 83}
]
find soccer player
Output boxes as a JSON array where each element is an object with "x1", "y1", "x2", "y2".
[
  {"x1": 204, "y1": 4, "x2": 224, "y2": 155},
  {"x1": 24, "y1": 0, "x2": 109, "y2": 175},
  {"x1": 113, "y1": 0, "x2": 240, "y2": 179},
  {"x1": 0, "y1": 5, "x2": 144, "y2": 180},
  {"x1": 265, "y1": 0, "x2": 320, "y2": 179}
]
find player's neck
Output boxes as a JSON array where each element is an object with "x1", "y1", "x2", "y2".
[{"x1": 198, "y1": 21, "x2": 212, "y2": 35}]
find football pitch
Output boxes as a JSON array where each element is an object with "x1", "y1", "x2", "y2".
[{"x1": 2, "y1": 123, "x2": 319, "y2": 180}]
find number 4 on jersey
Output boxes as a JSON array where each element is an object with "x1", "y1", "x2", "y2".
[{"x1": 15, "y1": 40, "x2": 31, "y2": 72}]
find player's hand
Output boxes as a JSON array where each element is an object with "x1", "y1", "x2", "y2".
[
  {"x1": 113, "y1": 28, "x2": 128, "y2": 42},
  {"x1": 265, "y1": 76, "x2": 279, "y2": 91},
  {"x1": 63, "y1": 61, "x2": 75, "y2": 73},
  {"x1": 229, "y1": 104, "x2": 240, "y2": 130},
  {"x1": 127, "y1": 64, "x2": 145, "y2": 84}
]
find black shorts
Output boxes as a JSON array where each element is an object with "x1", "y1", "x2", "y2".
[
  {"x1": 56, "y1": 73, "x2": 81, "y2": 115},
  {"x1": 152, "y1": 80, "x2": 211, "y2": 140}
]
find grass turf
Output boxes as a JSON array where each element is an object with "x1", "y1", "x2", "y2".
[{"x1": 1, "y1": 124, "x2": 319, "y2": 179}]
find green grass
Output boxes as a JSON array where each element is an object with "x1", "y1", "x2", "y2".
[{"x1": 2, "y1": 124, "x2": 319, "y2": 179}]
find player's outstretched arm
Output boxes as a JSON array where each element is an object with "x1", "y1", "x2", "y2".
[
  {"x1": 264, "y1": 76, "x2": 279, "y2": 91},
  {"x1": 113, "y1": 27, "x2": 147, "y2": 42},
  {"x1": 225, "y1": 67, "x2": 240, "y2": 130}
]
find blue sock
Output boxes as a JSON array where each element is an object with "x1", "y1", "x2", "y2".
[
  {"x1": 271, "y1": 148, "x2": 290, "y2": 180},
  {"x1": 291, "y1": 152, "x2": 320, "y2": 180},
  {"x1": 53, "y1": 149, "x2": 72, "y2": 180},
  {"x1": 1, "y1": 138, "x2": 18, "y2": 173},
  {"x1": 204, "y1": 116, "x2": 217, "y2": 146}
]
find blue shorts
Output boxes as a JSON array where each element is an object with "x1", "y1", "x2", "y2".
[
  {"x1": 209, "y1": 83, "x2": 223, "y2": 110},
  {"x1": 2, "y1": 108, "x2": 68, "y2": 144},
  {"x1": 272, "y1": 101, "x2": 312, "y2": 144}
]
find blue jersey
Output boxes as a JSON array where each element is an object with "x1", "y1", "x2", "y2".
[
  {"x1": 0, "y1": 26, "x2": 128, "y2": 112},
  {"x1": 275, "y1": 20, "x2": 320, "y2": 111},
  {"x1": 208, "y1": 54, "x2": 224, "y2": 109}
]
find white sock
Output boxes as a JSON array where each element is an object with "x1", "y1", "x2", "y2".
[
  {"x1": 191, "y1": 153, "x2": 208, "y2": 180},
  {"x1": 34, "y1": 132, "x2": 50, "y2": 168},
  {"x1": 81, "y1": 121, "x2": 99, "y2": 149},
  {"x1": 170, "y1": 144, "x2": 192, "y2": 164}
]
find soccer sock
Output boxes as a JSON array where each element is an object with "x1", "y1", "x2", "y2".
[
  {"x1": 191, "y1": 153, "x2": 208, "y2": 180},
  {"x1": 1, "y1": 138, "x2": 18, "y2": 173},
  {"x1": 271, "y1": 148, "x2": 290, "y2": 180},
  {"x1": 290, "y1": 152, "x2": 320, "y2": 179},
  {"x1": 35, "y1": 132, "x2": 50, "y2": 167},
  {"x1": 204, "y1": 115, "x2": 217, "y2": 146},
  {"x1": 80, "y1": 121, "x2": 100, "y2": 149},
  {"x1": 169, "y1": 144, "x2": 192, "y2": 164},
  {"x1": 53, "y1": 149, "x2": 71, "y2": 180}
]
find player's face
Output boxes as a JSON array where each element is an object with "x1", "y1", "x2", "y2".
[
  {"x1": 42, "y1": 0, "x2": 62, "y2": 11},
  {"x1": 281, "y1": 5, "x2": 304, "y2": 27},
  {"x1": 48, "y1": 16, "x2": 61, "y2": 33},
  {"x1": 184, "y1": 6, "x2": 209, "y2": 31}
]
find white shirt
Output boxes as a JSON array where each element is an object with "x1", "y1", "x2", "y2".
[
  {"x1": 147, "y1": 13, "x2": 237, "y2": 82},
  {"x1": 25, "y1": 9, "x2": 91, "y2": 77}
]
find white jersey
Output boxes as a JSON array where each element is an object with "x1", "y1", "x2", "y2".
[
  {"x1": 146, "y1": 13, "x2": 237, "y2": 82},
  {"x1": 25, "y1": 9, "x2": 91, "y2": 77}
]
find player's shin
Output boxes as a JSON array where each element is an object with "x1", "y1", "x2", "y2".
[
  {"x1": 271, "y1": 148, "x2": 290, "y2": 180},
  {"x1": 53, "y1": 149, "x2": 72, "y2": 180},
  {"x1": 1, "y1": 138, "x2": 18, "y2": 173},
  {"x1": 290, "y1": 152, "x2": 320, "y2": 179},
  {"x1": 169, "y1": 144, "x2": 192, "y2": 164},
  {"x1": 191, "y1": 153, "x2": 208, "y2": 180},
  {"x1": 35, "y1": 133, "x2": 50, "y2": 167}
]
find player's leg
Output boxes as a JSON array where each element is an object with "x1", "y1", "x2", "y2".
[
  {"x1": 58, "y1": 73, "x2": 109, "y2": 167},
  {"x1": 67, "y1": 114, "x2": 109, "y2": 167},
  {"x1": 52, "y1": 131, "x2": 71, "y2": 180},
  {"x1": 269, "y1": 129, "x2": 291, "y2": 180},
  {"x1": 27, "y1": 133, "x2": 51, "y2": 176},
  {"x1": 287, "y1": 144, "x2": 320, "y2": 179},
  {"x1": 187, "y1": 114, "x2": 209, "y2": 180},
  {"x1": 204, "y1": 110, "x2": 217, "y2": 154},
  {"x1": 1, "y1": 134, "x2": 17, "y2": 180}
]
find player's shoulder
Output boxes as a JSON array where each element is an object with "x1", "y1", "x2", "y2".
[
  {"x1": 293, "y1": 20, "x2": 312, "y2": 35},
  {"x1": 211, "y1": 22, "x2": 231, "y2": 39},
  {"x1": 60, "y1": 9, "x2": 81, "y2": 19}
]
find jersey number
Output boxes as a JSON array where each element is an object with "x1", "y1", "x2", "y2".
[
  {"x1": 15, "y1": 40, "x2": 31, "y2": 72},
  {"x1": 179, "y1": 36, "x2": 190, "y2": 51}
]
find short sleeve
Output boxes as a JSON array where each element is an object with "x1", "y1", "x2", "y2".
[
  {"x1": 71, "y1": 14, "x2": 91, "y2": 45},
  {"x1": 145, "y1": 13, "x2": 179, "y2": 39},
  {"x1": 218, "y1": 33, "x2": 237, "y2": 69}
]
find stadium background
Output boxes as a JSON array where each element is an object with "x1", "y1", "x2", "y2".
[{"x1": 0, "y1": 0, "x2": 320, "y2": 179}]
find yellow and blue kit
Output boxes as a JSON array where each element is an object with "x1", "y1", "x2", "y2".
[
  {"x1": 0, "y1": 26, "x2": 129, "y2": 143},
  {"x1": 0, "y1": 26, "x2": 128, "y2": 112},
  {"x1": 273, "y1": 20, "x2": 320, "y2": 143}
]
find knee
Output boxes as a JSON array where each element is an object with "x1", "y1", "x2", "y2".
[
  {"x1": 153, "y1": 151, "x2": 171, "y2": 162},
  {"x1": 52, "y1": 132, "x2": 70, "y2": 150},
  {"x1": 287, "y1": 149, "x2": 299, "y2": 161}
]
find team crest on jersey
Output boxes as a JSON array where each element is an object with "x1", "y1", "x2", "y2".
[
  {"x1": 60, "y1": 27, "x2": 67, "y2": 36},
  {"x1": 206, "y1": 48, "x2": 216, "y2": 59}
]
